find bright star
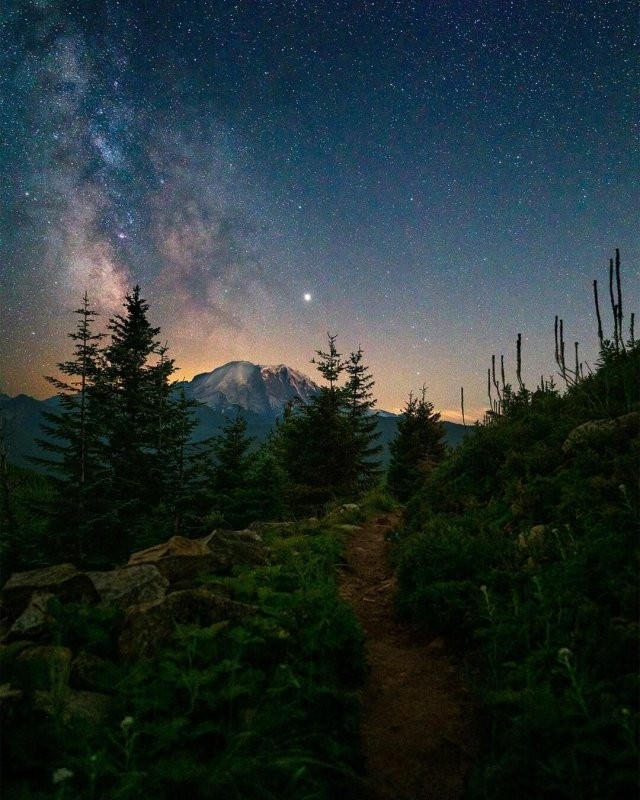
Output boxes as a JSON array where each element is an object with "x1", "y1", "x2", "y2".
[{"x1": 304, "y1": 293, "x2": 312, "y2": 302}]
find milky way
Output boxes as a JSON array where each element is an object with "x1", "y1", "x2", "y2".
[{"x1": 2, "y1": 0, "x2": 638, "y2": 418}]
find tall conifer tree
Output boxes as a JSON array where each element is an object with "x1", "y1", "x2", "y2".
[
  {"x1": 274, "y1": 335, "x2": 381, "y2": 505},
  {"x1": 99, "y1": 286, "x2": 196, "y2": 553},
  {"x1": 37, "y1": 286, "x2": 197, "y2": 563},
  {"x1": 387, "y1": 387, "x2": 447, "y2": 502},
  {"x1": 343, "y1": 347, "x2": 382, "y2": 488},
  {"x1": 34, "y1": 293, "x2": 105, "y2": 562}
]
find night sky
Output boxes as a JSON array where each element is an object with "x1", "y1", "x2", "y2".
[{"x1": 2, "y1": 0, "x2": 638, "y2": 419}]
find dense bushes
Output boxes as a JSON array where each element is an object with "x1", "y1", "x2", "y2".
[{"x1": 393, "y1": 343, "x2": 639, "y2": 799}]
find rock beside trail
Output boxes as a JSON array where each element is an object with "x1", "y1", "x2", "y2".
[
  {"x1": 4, "y1": 592, "x2": 55, "y2": 642},
  {"x1": 118, "y1": 589, "x2": 255, "y2": 660},
  {"x1": 203, "y1": 528, "x2": 269, "y2": 570},
  {"x1": 127, "y1": 530, "x2": 268, "y2": 587}
]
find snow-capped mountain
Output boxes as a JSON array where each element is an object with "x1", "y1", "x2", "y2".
[
  {"x1": 1, "y1": 361, "x2": 469, "y2": 470},
  {"x1": 185, "y1": 361, "x2": 319, "y2": 417}
]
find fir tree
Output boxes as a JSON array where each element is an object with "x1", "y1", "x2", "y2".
[
  {"x1": 158, "y1": 386, "x2": 199, "y2": 536},
  {"x1": 311, "y1": 332, "x2": 345, "y2": 390},
  {"x1": 36, "y1": 286, "x2": 198, "y2": 562},
  {"x1": 243, "y1": 447, "x2": 288, "y2": 523},
  {"x1": 387, "y1": 387, "x2": 447, "y2": 502},
  {"x1": 98, "y1": 286, "x2": 196, "y2": 554},
  {"x1": 273, "y1": 390, "x2": 355, "y2": 508},
  {"x1": 343, "y1": 347, "x2": 382, "y2": 488},
  {"x1": 33, "y1": 293, "x2": 106, "y2": 562},
  {"x1": 192, "y1": 413, "x2": 254, "y2": 529},
  {"x1": 274, "y1": 335, "x2": 380, "y2": 506}
]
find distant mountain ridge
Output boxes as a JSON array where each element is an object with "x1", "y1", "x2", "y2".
[{"x1": 1, "y1": 361, "x2": 468, "y2": 469}]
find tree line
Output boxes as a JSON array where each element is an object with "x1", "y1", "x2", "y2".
[{"x1": 1, "y1": 286, "x2": 446, "y2": 571}]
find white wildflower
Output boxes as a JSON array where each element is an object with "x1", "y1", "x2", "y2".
[
  {"x1": 120, "y1": 715, "x2": 134, "y2": 732},
  {"x1": 52, "y1": 767, "x2": 74, "y2": 785},
  {"x1": 557, "y1": 647, "x2": 572, "y2": 664}
]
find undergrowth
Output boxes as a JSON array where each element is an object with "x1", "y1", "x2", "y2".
[
  {"x1": 393, "y1": 343, "x2": 639, "y2": 799},
  {"x1": 0, "y1": 520, "x2": 366, "y2": 800}
]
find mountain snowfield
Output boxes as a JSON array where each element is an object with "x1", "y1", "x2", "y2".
[{"x1": 186, "y1": 361, "x2": 319, "y2": 416}]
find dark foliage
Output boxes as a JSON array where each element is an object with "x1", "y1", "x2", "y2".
[
  {"x1": 387, "y1": 386, "x2": 447, "y2": 502},
  {"x1": 0, "y1": 522, "x2": 366, "y2": 800},
  {"x1": 393, "y1": 342, "x2": 639, "y2": 799},
  {"x1": 273, "y1": 335, "x2": 382, "y2": 511}
]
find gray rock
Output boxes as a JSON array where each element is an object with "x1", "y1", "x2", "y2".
[
  {"x1": 87, "y1": 565, "x2": 168, "y2": 609},
  {"x1": 118, "y1": 589, "x2": 255, "y2": 661},
  {"x1": 1, "y1": 564, "x2": 98, "y2": 626},
  {"x1": 4, "y1": 592, "x2": 55, "y2": 642},
  {"x1": 203, "y1": 528, "x2": 269, "y2": 570},
  {"x1": 127, "y1": 530, "x2": 269, "y2": 588},
  {"x1": 128, "y1": 535, "x2": 218, "y2": 586}
]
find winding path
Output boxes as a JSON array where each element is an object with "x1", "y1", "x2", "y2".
[{"x1": 339, "y1": 512, "x2": 478, "y2": 800}]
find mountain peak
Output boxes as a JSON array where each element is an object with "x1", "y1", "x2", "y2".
[{"x1": 186, "y1": 361, "x2": 319, "y2": 416}]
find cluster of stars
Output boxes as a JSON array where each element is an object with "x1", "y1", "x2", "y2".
[{"x1": 1, "y1": 0, "x2": 637, "y2": 416}]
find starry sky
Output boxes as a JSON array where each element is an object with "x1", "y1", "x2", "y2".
[{"x1": 1, "y1": 0, "x2": 638, "y2": 419}]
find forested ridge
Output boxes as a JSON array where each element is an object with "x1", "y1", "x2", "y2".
[{"x1": 0, "y1": 251, "x2": 637, "y2": 799}]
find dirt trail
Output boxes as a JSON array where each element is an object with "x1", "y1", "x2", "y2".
[{"x1": 339, "y1": 512, "x2": 478, "y2": 800}]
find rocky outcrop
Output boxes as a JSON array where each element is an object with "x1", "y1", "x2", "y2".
[
  {"x1": 0, "y1": 526, "x2": 269, "y2": 670},
  {"x1": 4, "y1": 592, "x2": 55, "y2": 642},
  {"x1": 203, "y1": 528, "x2": 269, "y2": 571},
  {"x1": 127, "y1": 535, "x2": 217, "y2": 587}
]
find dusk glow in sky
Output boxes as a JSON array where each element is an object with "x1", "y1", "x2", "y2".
[{"x1": 1, "y1": 0, "x2": 638, "y2": 419}]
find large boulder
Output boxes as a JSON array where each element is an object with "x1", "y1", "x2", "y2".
[
  {"x1": 4, "y1": 592, "x2": 55, "y2": 642},
  {"x1": 128, "y1": 536, "x2": 218, "y2": 587},
  {"x1": 127, "y1": 531, "x2": 268, "y2": 587},
  {"x1": 118, "y1": 589, "x2": 256, "y2": 660},
  {"x1": 87, "y1": 565, "x2": 168, "y2": 610},
  {"x1": 202, "y1": 528, "x2": 269, "y2": 571},
  {"x1": 1, "y1": 564, "x2": 98, "y2": 626}
]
